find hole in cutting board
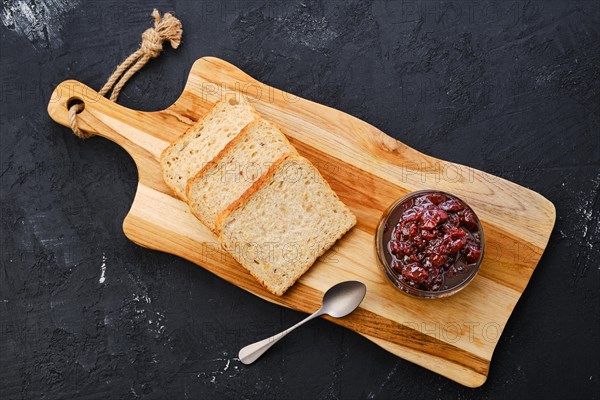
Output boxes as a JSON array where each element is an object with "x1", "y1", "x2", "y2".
[{"x1": 66, "y1": 97, "x2": 85, "y2": 113}]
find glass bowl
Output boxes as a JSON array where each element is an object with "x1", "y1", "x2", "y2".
[{"x1": 375, "y1": 190, "x2": 485, "y2": 299}]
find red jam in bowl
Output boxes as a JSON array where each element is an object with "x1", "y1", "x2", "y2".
[{"x1": 376, "y1": 191, "x2": 484, "y2": 298}]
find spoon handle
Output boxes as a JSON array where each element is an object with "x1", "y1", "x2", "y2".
[{"x1": 238, "y1": 309, "x2": 324, "y2": 365}]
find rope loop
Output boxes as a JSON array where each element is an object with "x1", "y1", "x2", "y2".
[{"x1": 69, "y1": 9, "x2": 182, "y2": 139}]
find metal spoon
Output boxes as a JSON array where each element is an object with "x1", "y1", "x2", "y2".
[{"x1": 238, "y1": 280, "x2": 367, "y2": 365}]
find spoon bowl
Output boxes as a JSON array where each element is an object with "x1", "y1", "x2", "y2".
[{"x1": 321, "y1": 281, "x2": 367, "y2": 318}]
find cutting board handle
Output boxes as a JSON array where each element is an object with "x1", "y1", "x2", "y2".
[
  {"x1": 48, "y1": 80, "x2": 120, "y2": 139},
  {"x1": 47, "y1": 79, "x2": 185, "y2": 166}
]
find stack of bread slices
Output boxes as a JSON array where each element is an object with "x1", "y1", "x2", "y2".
[{"x1": 161, "y1": 95, "x2": 356, "y2": 296}]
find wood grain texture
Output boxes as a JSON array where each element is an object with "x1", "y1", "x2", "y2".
[{"x1": 47, "y1": 57, "x2": 555, "y2": 387}]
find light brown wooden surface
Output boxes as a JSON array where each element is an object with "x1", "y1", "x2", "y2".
[{"x1": 47, "y1": 57, "x2": 555, "y2": 387}]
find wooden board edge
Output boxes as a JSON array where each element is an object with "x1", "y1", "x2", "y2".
[{"x1": 365, "y1": 334, "x2": 489, "y2": 388}]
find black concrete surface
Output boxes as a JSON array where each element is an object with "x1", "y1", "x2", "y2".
[{"x1": 1, "y1": 0, "x2": 599, "y2": 399}]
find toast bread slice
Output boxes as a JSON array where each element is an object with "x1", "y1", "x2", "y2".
[
  {"x1": 215, "y1": 154, "x2": 356, "y2": 296},
  {"x1": 186, "y1": 119, "x2": 298, "y2": 231},
  {"x1": 160, "y1": 95, "x2": 259, "y2": 199}
]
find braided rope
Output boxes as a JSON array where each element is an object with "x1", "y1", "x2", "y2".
[{"x1": 69, "y1": 9, "x2": 182, "y2": 139}]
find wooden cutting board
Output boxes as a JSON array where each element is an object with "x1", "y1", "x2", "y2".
[{"x1": 47, "y1": 57, "x2": 555, "y2": 387}]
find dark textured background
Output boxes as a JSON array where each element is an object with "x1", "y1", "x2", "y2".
[{"x1": 1, "y1": 0, "x2": 599, "y2": 399}]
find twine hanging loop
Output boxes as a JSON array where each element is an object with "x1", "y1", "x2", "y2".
[{"x1": 69, "y1": 9, "x2": 182, "y2": 139}]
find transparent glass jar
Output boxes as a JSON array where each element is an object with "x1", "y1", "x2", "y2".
[{"x1": 375, "y1": 190, "x2": 485, "y2": 299}]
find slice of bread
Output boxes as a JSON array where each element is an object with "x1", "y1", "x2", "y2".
[
  {"x1": 160, "y1": 95, "x2": 259, "y2": 199},
  {"x1": 186, "y1": 119, "x2": 298, "y2": 231},
  {"x1": 215, "y1": 154, "x2": 357, "y2": 296}
]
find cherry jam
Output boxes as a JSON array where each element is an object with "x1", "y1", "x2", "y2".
[{"x1": 382, "y1": 191, "x2": 483, "y2": 293}]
